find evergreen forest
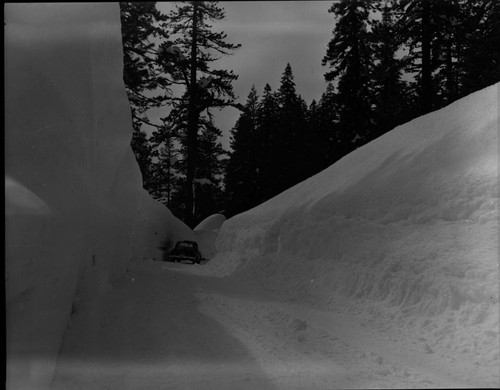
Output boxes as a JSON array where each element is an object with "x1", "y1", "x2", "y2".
[{"x1": 120, "y1": 0, "x2": 500, "y2": 226}]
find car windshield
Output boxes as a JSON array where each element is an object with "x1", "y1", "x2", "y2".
[{"x1": 178, "y1": 242, "x2": 194, "y2": 248}]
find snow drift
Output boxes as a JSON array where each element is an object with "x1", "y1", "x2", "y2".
[
  {"x1": 194, "y1": 213, "x2": 227, "y2": 259},
  {"x1": 211, "y1": 84, "x2": 499, "y2": 366},
  {"x1": 5, "y1": 4, "x2": 194, "y2": 390}
]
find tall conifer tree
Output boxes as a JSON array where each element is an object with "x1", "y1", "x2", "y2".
[
  {"x1": 322, "y1": 0, "x2": 374, "y2": 153},
  {"x1": 316, "y1": 83, "x2": 341, "y2": 167},
  {"x1": 371, "y1": 0, "x2": 411, "y2": 137},
  {"x1": 276, "y1": 63, "x2": 309, "y2": 188},
  {"x1": 256, "y1": 84, "x2": 280, "y2": 201},
  {"x1": 460, "y1": 0, "x2": 500, "y2": 95},
  {"x1": 225, "y1": 87, "x2": 260, "y2": 216},
  {"x1": 397, "y1": 0, "x2": 453, "y2": 113},
  {"x1": 159, "y1": 1, "x2": 241, "y2": 226},
  {"x1": 193, "y1": 119, "x2": 227, "y2": 221}
]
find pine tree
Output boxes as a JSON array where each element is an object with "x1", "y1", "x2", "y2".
[
  {"x1": 431, "y1": 0, "x2": 463, "y2": 106},
  {"x1": 120, "y1": 2, "x2": 171, "y2": 184},
  {"x1": 395, "y1": 0, "x2": 500, "y2": 112},
  {"x1": 322, "y1": 0, "x2": 374, "y2": 154},
  {"x1": 162, "y1": 1, "x2": 241, "y2": 226},
  {"x1": 316, "y1": 83, "x2": 341, "y2": 168},
  {"x1": 120, "y1": 2, "x2": 170, "y2": 128},
  {"x1": 396, "y1": 0, "x2": 459, "y2": 113},
  {"x1": 420, "y1": 0, "x2": 432, "y2": 113},
  {"x1": 193, "y1": 119, "x2": 228, "y2": 221},
  {"x1": 276, "y1": 63, "x2": 309, "y2": 188},
  {"x1": 225, "y1": 86, "x2": 261, "y2": 216},
  {"x1": 370, "y1": 0, "x2": 411, "y2": 138},
  {"x1": 460, "y1": 0, "x2": 500, "y2": 95},
  {"x1": 256, "y1": 84, "x2": 280, "y2": 202},
  {"x1": 148, "y1": 121, "x2": 180, "y2": 208},
  {"x1": 305, "y1": 99, "x2": 323, "y2": 174}
]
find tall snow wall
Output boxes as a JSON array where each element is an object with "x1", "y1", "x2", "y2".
[
  {"x1": 194, "y1": 213, "x2": 227, "y2": 259},
  {"x1": 211, "y1": 84, "x2": 499, "y2": 367},
  {"x1": 5, "y1": 4, "x2": 194, "y2": 390}
]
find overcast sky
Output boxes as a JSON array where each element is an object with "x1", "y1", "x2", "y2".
[{"x1": 154, "y1": 1, "x2": 336, "y2": 150}]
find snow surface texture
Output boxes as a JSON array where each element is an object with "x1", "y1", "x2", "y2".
[
  {"x1": 5, "y1": 4, "x2": 194, "y2": 390},
  {"x1": 210, "y1": 83, "x2": 500, "y2": 382},
  {"x1": 194, "y1": 213, "x2": 227, "y2": 259}
]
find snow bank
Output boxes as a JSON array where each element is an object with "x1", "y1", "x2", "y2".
[
  {"x1": 5, "y1": 4, "x2": 193, "y2": 389},
  {"x1": 211, "y1": 84, "x2": 499, "y2": 363},
  {"x1": 194, "y1": 214, "x2": 227, "y2": 259}
]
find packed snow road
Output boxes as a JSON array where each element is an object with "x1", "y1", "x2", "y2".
[{"x1": 51, "y1": 259, "x2": 493, "y2": 389}]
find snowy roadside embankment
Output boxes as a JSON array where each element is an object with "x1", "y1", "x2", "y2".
[
  {"x1": 210, "y1": 84, "x2": 499, "y2": 371},
  {"x1": 5, "y1": 4, "x2": 193, "y2": 390},
  {"x1": 194, "y1": 213, "x2": 227, "y2": 259}
]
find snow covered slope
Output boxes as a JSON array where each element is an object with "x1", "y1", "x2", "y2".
[
  {"x1": 194, "y1": 213, "x2": 227, "y2": 259},
  {"x1": 5, "y1": 4, "x2": 194, "y2": 390},
  {"x1": 211, "y1": 84, "x2": 499, "y2": 372}
]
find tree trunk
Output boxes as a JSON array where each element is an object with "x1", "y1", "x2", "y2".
[
  {"x1": 421, "y1": 0, "x2": 432, "y2": 114},
  {"x1": 167, "y1": 146, "x2": 171, "y2": 205},
  {"x1": 185, "y1": 2, "x2": 199, "y2": 227},
  {"x1": 445, "y1": 39, "x2": 455, "y2": 103}
]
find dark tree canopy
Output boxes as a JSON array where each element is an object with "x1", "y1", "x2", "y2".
[{"x1": 322, "y1": 0, "x2": 374, "y2": 152}]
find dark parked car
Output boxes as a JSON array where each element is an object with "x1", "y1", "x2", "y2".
[{"x1": 167, "y1": 241, "x2": 203, "y2": 264}]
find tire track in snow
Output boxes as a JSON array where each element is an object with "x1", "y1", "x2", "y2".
[
  {"x1": 51, "y1": 262, "x2": 278, "y2": 390},
  {"x1": 196, "y1": 276, "x2": 480, "y2": 389}
]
